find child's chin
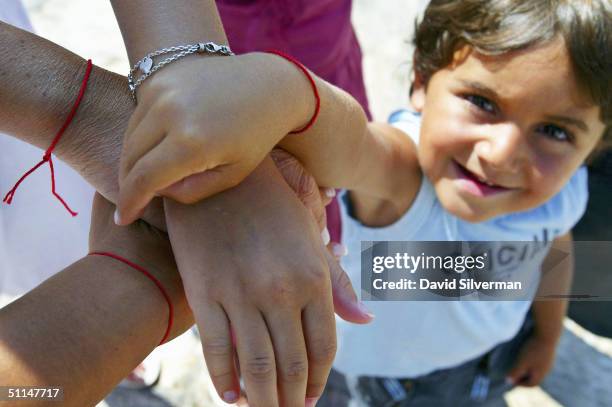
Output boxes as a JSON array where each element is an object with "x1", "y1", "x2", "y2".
[{"x1": 439, "y1": 194, "x2": 495, "y2": 223}]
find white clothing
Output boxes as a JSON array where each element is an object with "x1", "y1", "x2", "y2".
[{"x1": 333, "y1": 111, "x2": 588, "y2": 377}]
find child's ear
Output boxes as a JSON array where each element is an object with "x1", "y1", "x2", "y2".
[{"x1": 410, "y1": 72, "x2": 426, "y2": 112}]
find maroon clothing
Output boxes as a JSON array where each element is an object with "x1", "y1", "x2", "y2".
[{"x1": 218, "y1": 0, "x2": 371, "y2": 242}]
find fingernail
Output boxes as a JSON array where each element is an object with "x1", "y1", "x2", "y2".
[
  {"x1": 305, "y1": 397, "x2": 319, "y2": 407},
  {"x1": 321, "y1": 227, "x2": 331, "y2": 245},
  {"x1": 505, "y1": 377, "x2": 514, "y2": 385},
  {"x1": 114, "y1": 209, "x2": 122, "y2": 225},
  {"x1": 358, "y1": 301, "x2": 375, "y2": 318},
  {"x1": 325, "y1": 188, "x2": 336, "y2": 198},
  {"x1": 332, "y1": 243, "x2": 349, "y2": 258},
  {"x1": 223, "y1": 390, "x2": 239, "y2": 403}
]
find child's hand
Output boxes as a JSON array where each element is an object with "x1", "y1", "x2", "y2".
[
  {"x1": 116, "y1": 53, "x2": 313, "y2": 225},
  {"x1": 506, "y1": 336, "x2": 558, "y2": 387},
  {"x1": 165, "y1": 157, "x2": 371, "y2": 407}
]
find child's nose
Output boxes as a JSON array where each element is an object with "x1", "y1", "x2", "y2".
[{"x1": 475, "y1": 123, "x2": 530, "y2": 173}]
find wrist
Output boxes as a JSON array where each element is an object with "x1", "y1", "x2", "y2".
[
  {"x1": 55, "y1": 66, "x2": 133, "y2": 202},
  {"x1": 90, "y1": 249, "x2": 192, "y2": 339},
  {"x1": 0, "y1": 24, "x2": 129, "y2": 204},
  {"x1": 256, "y1": 52, "x2": 318, "y2": 135},
  {"x1": 110, "y1": 0, "x2": 228, "y2": 65},
  {"x1": 137, "y1": 52, "x2": 312, "y2": 148}
]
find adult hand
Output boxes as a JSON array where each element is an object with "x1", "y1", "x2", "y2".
[
  {"x1": 116, "y1": 53, "x2": 315, "y2": 225},
  {"x1": 165, "y1": 157, "x2": 371, "y2": 407}
]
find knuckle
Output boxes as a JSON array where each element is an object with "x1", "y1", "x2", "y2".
[
  {"x1": 129, "y1": 170, "x2": 151, "y2": 191},
  {"x1": 204, "y1": 282, "x2": 235, "y2": 301},
  {"x1": 209, "y1": 367, "x2": 234, "y2": 382},
  {"x1": 334, "y1": 267, "x2": 353, "y2": 291},
  {"x1": 203, "y1": 336, "x2": 233, "y2": 357},
  {"x1": 272, "y1": 149, "x2": 298, "y2": 171},
  {"x1": 295, "y1": 174, "x2": 318, "y2": 202},
  {"x1": 244, "y1": 355, "x2": 275, "y2": 383},
  {"x1": 157, "y1": 92, "x2": 182, "y2": 116},
  {"x1": 301, "y1": 263, "x2": 329, "y2": 289},
  {"x1": 309, "y1": 338, "x2": 337, "y2": 365},
  {"x1": 306, "y1": 386, "x2": 325, "y2": 401},
  {"x1": 280, "y1": 355, "x2": 308, "y2": 382},
  {"x1": 176, "y1": 127, "x2": 203, "y2": 150},
  {"x1": 268, "y1": 277, "x2": 299, "y2": 304}
]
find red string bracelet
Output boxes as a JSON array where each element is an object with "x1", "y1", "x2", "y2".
[
  {"x1": 3, "y1": 59, "x2": 94, "y2": 216},
  {"x1": 89, "y1": 251, "x2": 174, "y2": 346},
  {"x1": 266, "y1": 50, "x2": 320, "y2": 134}
]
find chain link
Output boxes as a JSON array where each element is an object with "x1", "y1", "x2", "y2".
[{"x1": 128, "y1": 42, "x2": 234, "y2": 102}]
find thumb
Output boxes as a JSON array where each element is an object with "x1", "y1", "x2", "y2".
[
  {"x1": 271, "y1": 148, "x2": 327, "y2": 231},
  {"x1": 324, "y1": 249, "x2": 374, "y2": 324},
  {"x1": 160, "y1": 164, "x2": 244, "y2": 205}
]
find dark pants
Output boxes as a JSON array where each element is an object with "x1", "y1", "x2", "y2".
[{"x1": 319, "y1": 314, "x2": 535, "y2": 407}]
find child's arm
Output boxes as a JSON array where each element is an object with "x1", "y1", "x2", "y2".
[
  {"x1": 279, "y1": 80, "x2": 422, "y2": 226},
  {"x1": 533, "y1": 232, "x2": 573, "y2": 341},
  {"x1": 507, "y1": 232, "x2": 573, "y2": 386}
]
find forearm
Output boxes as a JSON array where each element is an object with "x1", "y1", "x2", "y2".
[
  {"x1": 0, "y1": 256, "x2": 192, "y2": 406},
  {"x1": 0, "y1": 21, "x2": 131, "y2": 204},
  {"x1": 278, "y1": 74, "x2": 417, "y2": 200},
  {"x1": 0, "y1": 23, "x2": 310, "y2": 203},
  {"x1": 110, "y1": 0, "x2": 227, "y2": 64},
  {"x1": 532, "y1": 232, "x2": 574, "y2": 344},
  {"x1": 531, "y1": 299, "x2": 567, "y2": 347},
  {"x1": 278, "y1": 78, "x2": 370, "y2": 190}
]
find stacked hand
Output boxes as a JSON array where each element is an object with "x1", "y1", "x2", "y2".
[
  {"x1": 71, "y1": 51, "x2": 367, "y2": 406},
  {"x1": 116, "y1": 53, "x2": 314, "y2": 225},
  {"x1": 165, "y1": 154, "x2": 371, "y2": 406},
  {"x1": 0, "y1": 23, "x2": 368, "y2": 407}
]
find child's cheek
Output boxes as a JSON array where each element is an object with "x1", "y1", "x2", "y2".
[{"x1": 530, "y1": 156, "x2": 577, "y2": 204}]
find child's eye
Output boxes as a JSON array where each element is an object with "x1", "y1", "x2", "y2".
[
  {"x1": 536, "y1": 124, "x2": 574, "y2": 143},
  {"x1": 464, "y1": 94, "x2": 497, "y2": 115}
]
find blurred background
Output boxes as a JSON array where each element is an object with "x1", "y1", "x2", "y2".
[{"x1": 5, "y1": 0, "x2": 612, "y2": 405}]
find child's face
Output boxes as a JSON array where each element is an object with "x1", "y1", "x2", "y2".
[{"x1": 411, "y1": 39, "x2": 605, "y2": 222}]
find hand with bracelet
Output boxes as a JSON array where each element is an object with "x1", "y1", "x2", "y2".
[
  {"x1": 115, "y1": 48, "x2": 319, "y2": 226},
  {"x1": 0, "y1": 20, "x2": 371, "y2": 406},
  {"x1": 109, "y1": 2, "x2": 375, "y2": 405},
  {"x1": 119, "y1": 51, "x2": 365, "y2": 407},
  {"x1": 121, "y1": 48, "x2": 369, "y2": 407},
  {"x1": 0, "y1": 193, "x2": 193, "y2": 406}
]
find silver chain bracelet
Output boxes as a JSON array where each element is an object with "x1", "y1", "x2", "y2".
[{"x1": 128, "y1": 42, "x2": 234, "y2": 102}]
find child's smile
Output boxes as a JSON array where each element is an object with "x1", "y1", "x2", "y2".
[
  {"x1": 411, "y1": 38, "x2": 605, "y2": 222},
  {"x1": 451, "y1": 159, "x2": 518, "y2": 198}
]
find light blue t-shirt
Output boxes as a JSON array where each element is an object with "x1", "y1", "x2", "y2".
[{"x1": 333, "y1": 111, "x2": 588, "y2": 377}]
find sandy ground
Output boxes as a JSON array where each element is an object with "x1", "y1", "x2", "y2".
[{"x1": 14, "y1": 0, "x2": 612, "y2": 406}]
